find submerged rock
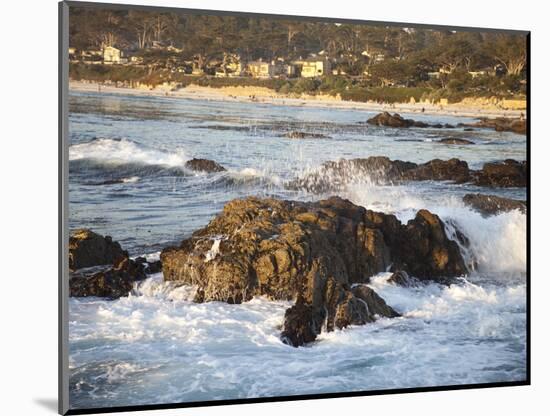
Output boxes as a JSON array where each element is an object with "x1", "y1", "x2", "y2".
[
  {"x1": 161, "y1": 196, "x2": 466, "y2": 346},
  {"x1": 69, "y1": 229, "x2": 127, "y2": 271},
  {"x1": 463, "y1": 193, "x2": 526, "y2": 216},
  {"x1": 70, "y1": 256, "x2": 147, "y2": 299},
  {"x1": 185, "y1": 158, "x2": 226, "y2": 173},
  {"x1": 283, "y1": 131, "x2": 331, "y2": 139},
  {"x1": 437, "y1": 138, "x2": 475, "y2": 145}
]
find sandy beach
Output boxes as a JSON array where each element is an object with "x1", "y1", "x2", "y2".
[{"x1": 69, "y1": 80, "x2": 526, "y2": 119}]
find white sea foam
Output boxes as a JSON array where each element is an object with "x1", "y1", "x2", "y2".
[
  {"x1": 69, "y1": 272, "x2": 526, "y2": 408},
  {"x1": 204, "y1": 238, "x2": 222, "y2": 262},
  {"x1": 68, "y1": 96, "x2": 527, "y2": 410},
  {"x1": 228, "y1": 167, "x2": 283, "y2": 187},
  {"x1": 69, "y1": 138, "x2": 189, "y2": 167},
  {"x1": 345, "y1": 182, "x2": 526, "y2": 275}
]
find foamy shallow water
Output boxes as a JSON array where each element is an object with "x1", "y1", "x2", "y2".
[
  {"x1": 69, "y1": 273, "x2": 526, "y2": 409},
  {"x1": 68, "y1": 92, "x2": 526, "y2": 410}
]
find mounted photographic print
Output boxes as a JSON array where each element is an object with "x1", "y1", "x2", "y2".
[{"x1": 59, "y1": 1, "x2": 529, "y2": 414}]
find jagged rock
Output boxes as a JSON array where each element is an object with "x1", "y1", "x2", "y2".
[
  {"x1": 367, "y1": 112, "x2": 429, "y2": 128},
  {"x1": 352, "y1": 285, "x2": 400, "y2": 318},
  {"x1": 288, "y1": 157, "x2": 527, "y2": 193},
  {"x1": 403, "y1": 158, "x2": 471, "y2": 183},
  {"x1": 287, "y1": 156, "x2": 417, "y2": 192},
  {"x1": 437, "y1": 138, "x2": 475, "y2": 145},
  {"x1": 185, "y1": 158, "x2": 226, "y2": 173},
  {"x1": 462, "y1": 117, "x2": 526, "y2": 134},
  {"x1": 283, "y1": 131, "x2": 331, "y2": 139},
  {"x1": 161, "y1": 196, "x2": 466, "y2": 346},
  {"x1": 387, "y1": 270, "x2": 417, "y2": 287},
  {"x1": 145, "y1": 260, "x2": 162, "y2": 274},
  {"x1": 463, "y1": 193, "x2": 526, "y2": 216},
  {"x1": 69, "y1": 256, "x2": 147, "y2": 299},
  {"x1": 135, "y1": 257, "x2": 163, "y2": 274},
  {"x1": 288, "y1": 157, "x2": 471, "y2": 193},
  {"x1": 69, "y1": 229, "x2": 127, "y2": 271},
  {"x1": 281, "y1": 300, "x2": 325, "y2": 347},
  {"x1": 366, "y1": 112, "x2": 457, "y2": 129},
  {"x1": 472, "y1": 159, "x2": 527, "y2": 187},
  {"x1": 398, "y1": 209, "x2": 467, "y2": 278}
]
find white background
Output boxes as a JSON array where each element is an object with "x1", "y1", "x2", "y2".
[{"x1": 1, "y1": 0, "x2": 548, "y2": 414}]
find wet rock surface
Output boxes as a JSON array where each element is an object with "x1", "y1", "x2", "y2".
[
  {"x1": 185, "y1": 158, "x2": 227, "y2": 173},
  {"x1": 367, "y1": 112, "x2": 430, "y2": 128},
  {"x1": 70, "y1": 256, "x2": 147, "y2": 299},
  {"x1": 463, "y1": 193, "x2": 526, "y2": 216},
  {"x1": 288, "y1": 156, "x2": 527, "y2": 193},
  {"x1": 460, "y1": 117, "x2": 526, "y2": 134},
  {"x1": 282, "y1": 131, "x2": 331, "y2": 139},
  {"x1": 366, "y1": 112, "x2": 456, "y2": 129},
  {"x1": 471, "y1": 159, "x2": 527, "y2": 187},
  {"x1": 69, "y1": 229, "x2": 127, "y2": 271},
  {"x1": 161, "y1": 196, "x2": 466, "y2": 345},
  {"x1": 437, "y1": 138, "x2": 475, "y2": 145},
  {"x1": 366, "y1": 112, "x2": 526, "y2": 135},
  {"x1": 135, "y1": 257, "x2": 164, "y2": 274}
]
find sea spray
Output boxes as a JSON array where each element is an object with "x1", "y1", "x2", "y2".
[
  {"x1": 69, "y1": 138, "x2": 189, "y2": 167},
  {"x1": 345, "y1": 181, "x2": 526, "y2": 277}
]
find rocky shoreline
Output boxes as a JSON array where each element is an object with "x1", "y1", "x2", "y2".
[
  {"x1": 289, "y1": 156, "x2": 527, "y2": 193},
  {"x1": 367, "y1": 111, "x2": 526, "y2": 134},
  {"x1": 68, "y1": 111, "x2": 527, "y2": 348},
  {"x1": 69, "y1": 195, "x2": 480, "y2": 346}
]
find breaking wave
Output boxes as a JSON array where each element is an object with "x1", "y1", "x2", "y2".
[
  {"x1": 345, "y1": 182, "x2": 526, "y2": 277},
  {"x1": 70, "y1": 138, "x2": 190, "y2": 167}
]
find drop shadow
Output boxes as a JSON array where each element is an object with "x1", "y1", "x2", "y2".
[{"x1": 34, "y1": 398, "x2": 58, "y2": 413}]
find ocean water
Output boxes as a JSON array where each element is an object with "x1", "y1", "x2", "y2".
[{"x1": 68, "y1": 91, "x2": 527, "y2": 410}]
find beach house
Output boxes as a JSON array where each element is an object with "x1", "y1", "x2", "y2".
[
  {"x1": 247, "y1": 61, "x2": 277, "y2": 78},
  {"x1": 295, "y1": 58, "x2": 331, "y2": 77},
  {"x1": 103, "y1": 46, "x2": 127, "y2": 64}
]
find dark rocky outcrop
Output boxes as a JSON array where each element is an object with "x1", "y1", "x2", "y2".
[
  {"x1": 69, "y1": 229, "x2": 127, "y2": 271},
  {"x1": 161, "y1": 196, "x2": 466, "y2": 346},
  {"x1": 283, "y1": 131, "x2": 331, "y2": 139},
  {"x1": 185, "y1": 158, "x2": 226, "y2": 173},
  {"x1": 88, "y1": 179, "x2": 126, "y2": 186},
  {"x1": 70, "y1": 256, "x2": 147, "y2": 299},
  {"x1": 135, "y1": 257, "x2": 163, "y2": 274},
  {"x1": 281, "y1": 300, "x2": 324, "y2": 347},
  {"x1": 437, "y1": 138, "x2": 475, "y2": 145},
  {"x1": 366, "y1": 112, "x2": 456, "y2": 129},
  {"x1": 387, "y1": 270, "x2": 418, "y2": 287},
  {"x1": 461, "y1": 117, "x2": 526, "y2": 135},
  {"x1": 463, "y1": 193, "x2": 526, "y2": 216},
  {"x1": 288, "y1": 157, "x2": 472, "y2": 193},
  {"x1": 403, "y1": 158, "x2": 471, "y2": 183},
  {"x1": 367, "y1": 112, "x2": 526, "y2": 134},
  {"x1": 471, "y1": 159, "x2": 527, "y2": 187},
  {"x1": 367, "y1": 112, "x2": 430, "y2": 128},
  {"x1": 288, "y1": 156, "x2": 527, "y2": 193}
]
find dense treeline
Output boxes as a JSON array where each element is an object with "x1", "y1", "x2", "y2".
[{"x1": 69, "y1": 6, "x2": 527, "y2": 99}]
